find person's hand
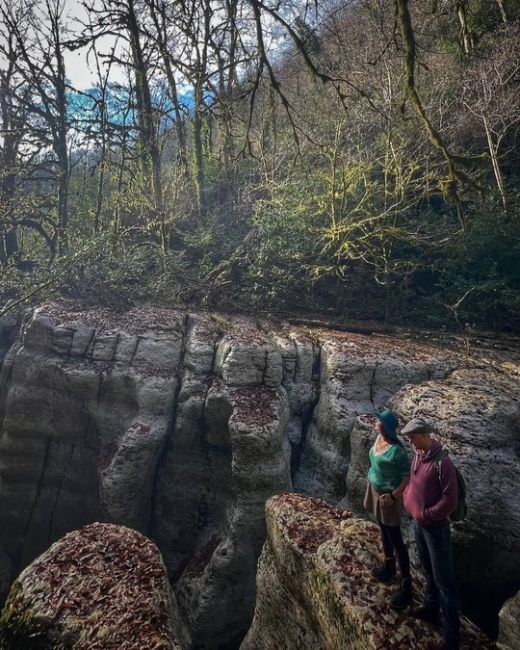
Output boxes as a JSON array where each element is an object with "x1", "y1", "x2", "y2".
[{"x1": 380, "y1": 493, "x2": 393, "y2": 508}]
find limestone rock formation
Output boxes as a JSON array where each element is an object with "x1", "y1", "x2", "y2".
[
  {"x1": 0, "y1": 305, "x2": 293, "y2": 647},
  {"x1": 0, "y1": 303, "x2": 519, "y2": 647},
  {"x1": 0, "y1": 523, "x2": 182, "y2": 649},
  {"x1": 241, "y1": 493, "x2": 495, "y2": 650},
  {"x1": 292, "y1": 331, "x2": 461, "y2": 500},
  {"x1": 498, "y1": 591, "x2": 520, "y2": 650}
]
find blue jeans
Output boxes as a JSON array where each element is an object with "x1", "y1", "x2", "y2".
[{"x1": 413, "y1": 520, "x2": 460, "y2": 649}]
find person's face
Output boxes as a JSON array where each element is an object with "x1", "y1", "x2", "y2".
[
  {"x1": 408, "y1": 432, "x2": 430, "y2": 451},
  {"x1": 375, "y1": 420, "x2": 384, "y2": 434}
]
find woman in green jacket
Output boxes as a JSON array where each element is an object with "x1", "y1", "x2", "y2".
[{"x1": 363, "y1": 409, "x2": 412, "y2": 609}]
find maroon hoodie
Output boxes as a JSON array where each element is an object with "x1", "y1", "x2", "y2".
[{"x1": 403, "y1": 439, "x2": 458, "y2": 527}]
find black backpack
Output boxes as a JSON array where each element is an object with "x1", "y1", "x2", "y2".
[{"x1": 433, "y1": 450, "x2": 467, "y2": 522}]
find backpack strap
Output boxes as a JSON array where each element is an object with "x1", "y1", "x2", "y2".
[
  {"x1": 432, "y1": 449, "x2": 448, "y2": 484},
  {"x1": 430, "y1": 448, "x2": 465, "y2": 521}
]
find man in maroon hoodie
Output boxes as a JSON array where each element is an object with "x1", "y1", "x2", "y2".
[{"x1": 402, "y1": 417, "x2": 460, "y2": 650}]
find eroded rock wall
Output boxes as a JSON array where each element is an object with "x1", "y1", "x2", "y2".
[
  {"x1": 293, "y1": 331, "x2": 460, "y2": 500},
  {"x1": 0, "y1": 306, "x2": 295, "y2": 647},
  {"x1": 0, "y1": 303, "x2": 519, "y2": 646},
  {"x1": 389, "y1": 368, "x2": 520, "y2": 635}
]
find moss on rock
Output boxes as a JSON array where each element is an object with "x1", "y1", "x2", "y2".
[{"x1": 241, "y1": 493, "x2": 497, "y2": 650}]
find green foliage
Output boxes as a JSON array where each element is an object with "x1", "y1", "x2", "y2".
[
  {"x1": 432, "y1": 193, "x2": 520, "y2": 330},
  {"x1": 245, "y1": 182, "x2": 324, "y2": 308}
]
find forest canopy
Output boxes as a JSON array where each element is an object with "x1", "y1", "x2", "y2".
[{"x1": 1, "y1": 0, "x2": 520, "y2": 332}]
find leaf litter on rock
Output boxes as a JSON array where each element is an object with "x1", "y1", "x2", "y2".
[{"x1": 11, "y1": 523, "x2": 177, "y2": 649}]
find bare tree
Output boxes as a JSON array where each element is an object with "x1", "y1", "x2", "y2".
[
  {"x1": 88, "y1": 39, "x2": 119, "y2": 233},
  {"x1": 82, "y1": 0, "x2": 164, "y2": 224},
  {"x1": 142, "y1": 0, "x2": 189, "y2": 175},
  {"x1": 0, "y1": 28, "x2": 24, "y2": 264},
  {"x1": 1, "y1": 0, "x2": 72, "y2": 257},
  {"x1": 462, "y1": 22, "x2": 520, "y2": 211},
  {"x1": 0, "y1": 0, "x2": 73, "y2": 261}
]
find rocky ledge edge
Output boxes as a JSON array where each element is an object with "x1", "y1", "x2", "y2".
[{"x1": 242, "y1": 493, "x2": 496, "y2": 650}]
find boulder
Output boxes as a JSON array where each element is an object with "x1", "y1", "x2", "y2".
[
  {"x1": 0, "y1": 523, "x2": 182, "y2": 649},
  {"x1": 498, "y1": 591, "x2": 520, "y2": 650},
  {"x1": 241, "y1": 493, "x2": 495, "y2": 650}
]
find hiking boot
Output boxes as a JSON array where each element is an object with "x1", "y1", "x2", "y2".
[
  {"x1": 390, "y1": 578, "x2": 412, "y2": 610},
  {"x1": 411, "y1": 605, "x2": 441, "y2": 626},
  {"x1": 370, "y1": 558, "x2": 396, "y2": 583}
]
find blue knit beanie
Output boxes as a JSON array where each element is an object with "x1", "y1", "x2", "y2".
[{"x1": 375, "y1": 409, "x2": 399, "y2": 441}]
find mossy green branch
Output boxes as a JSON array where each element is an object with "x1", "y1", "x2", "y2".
[{"x1": 395, "y1": 0, "x2": 482, "y2": 198}]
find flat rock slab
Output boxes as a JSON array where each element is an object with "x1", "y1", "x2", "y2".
[
  {"x1": 0, "y1": 523, "x2": 181, "y2": 649},
  {"x1": 241, "y1": 493, "x2": 496, "y2": 650}
]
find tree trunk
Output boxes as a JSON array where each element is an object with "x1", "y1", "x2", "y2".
[
  {"x1": 162, "y1": 53, "x2": 189, "y2": 172},
  {"x1": 95, "y1": 162, "x2": 105, "y2": 234},
  {"x1": 495, "y1": 0, "x2": 508, "y2": 23},
  {"x1": 127, "y1": 0, "x2": 163, "y2": 220},
  {"x1": 54, "y1": 9, "x2": 69, "y2": 256},
  {"x1": 192, "y1": 80, "x2": 206, "y2": 212},
  {"x1": 0, "y1": 63, "x2": 20, "y2": 262},
  {"x1": 150, "y1": 0, "x2": 189, "y2": 173},
  {"x1": 455, "y1": 1, "x2": 473, "y2": 55},
  {"x1": 94, "y1": 91, "x2": 108, "y2": 234},
  {"x1": 483, "y1": 115, "x2": 507, "y2": 212},
  {"x1": 3, "y1": 229, "x2": 18, "y2": 260},
  {"x1": 0, "y1": 236, "x2": 7, "y2": 267},
  {"x1": 114, "y1": 137, "x2": 128, "y2": 236}
]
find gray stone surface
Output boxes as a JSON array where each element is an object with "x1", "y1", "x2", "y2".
[
  {"x1": 0, "y1": 303, "x2": 519, "y2": 648},
  {"x1": 498, "y1": 590, "x2": 520, "y2": 650},
  {"x1": 293, "y1": 333, "x2": 460, "y2": 500},
  {"x1": 389, "y1": 368, "x2": 520, "y2": 631}
]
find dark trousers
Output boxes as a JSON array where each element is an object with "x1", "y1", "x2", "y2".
[
  {"x1": 413, "y1": 520, "x2": 460, "y2": 650},
  {"x1": 379, "y1": 523, "x2": 411, "y2": 579}
]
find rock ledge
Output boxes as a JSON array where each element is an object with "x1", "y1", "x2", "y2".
[{"x1": 241, "y1": 493, "x2": 495, "y2": 650}]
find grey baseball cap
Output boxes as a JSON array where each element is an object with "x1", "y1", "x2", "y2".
[{"x1": 401, "y1": 417, "x2": 433, "y2": 435}]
